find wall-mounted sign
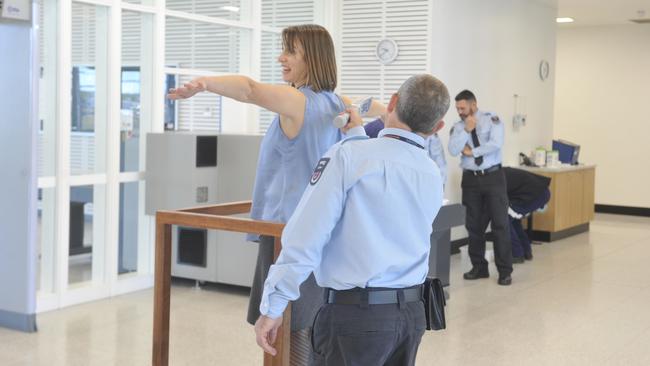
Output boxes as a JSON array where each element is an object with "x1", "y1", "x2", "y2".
[{"x1": 1, "y1": 0, "x2": 31, "y2": 22}]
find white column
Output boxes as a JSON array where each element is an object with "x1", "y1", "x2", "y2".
[
  {"x1": 147, "y1": 0, "x2": 167, "y2": 274},
  {"x1": 103, "y1": 0, "x2": 122, "y2": 292},
  {"x1": 90, "y1": 5, "x2": 109, "y2": 286},
  {"x1": 136, "y1": 9, "x2": 156, "y2": 275},
  {"x1": 38, "y1": 0, "x2": 60, "y2": 296},
  {"x1": 55, "y1": 0, "x2": 73, "y2": 299}
]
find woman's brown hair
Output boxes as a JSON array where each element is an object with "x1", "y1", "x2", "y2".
[{"x1": 282, "y1": 24, "x2": 337, "y2": 92}]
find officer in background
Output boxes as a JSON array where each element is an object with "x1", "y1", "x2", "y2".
[
  {"x1": 365, "y1": 117, "x2": 448, "y2": 185},
  {"x1": 448, "y1": 90, "x2": 513, "y2": 286},
  {"x1": 254, "y1": 74, "x2": 450, "y2": 366}
]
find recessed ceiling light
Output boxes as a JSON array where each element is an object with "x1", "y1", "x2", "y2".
[
  {"x1": 221, "y1": 6, "x2": 240, "y2": 12},
  {"x1": 556, "y1": 17, "x2": 575, "y2": 23}
]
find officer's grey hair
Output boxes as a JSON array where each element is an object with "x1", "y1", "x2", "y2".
[{"x1": 395, "y1": 74, "x2": 450, "y2": 134}]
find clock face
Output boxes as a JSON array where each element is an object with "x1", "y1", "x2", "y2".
[
  {"x1": 539, "y1": 60, "x2": 550, "y2": 81},
  {"x1": 376, "y1": 39, "x2": 398, "y2": 65}
]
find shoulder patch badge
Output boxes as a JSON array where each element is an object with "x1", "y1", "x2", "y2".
[
  {"x1": 491, "y1": 115, "x2": 501, "y2": 124},
  {"x1": 310, "y1": 158, "x2": 330, "y2": 185}
]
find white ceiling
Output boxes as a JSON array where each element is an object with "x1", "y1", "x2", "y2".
[{"x1": 558, "y1": 0, "x2": 650, "y2": 26}]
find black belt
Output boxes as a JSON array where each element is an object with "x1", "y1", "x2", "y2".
[
  {"x1": 327, "y1": 286, "x2": 423, "y2": 305},
  {"x1": 465, "y1": 164, "x2": 501, "y2": 176}
]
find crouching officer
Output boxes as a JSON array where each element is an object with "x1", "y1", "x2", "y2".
[
  {"x1": 254, "y1": 74, "x2": 450, "y2": 366},
  {"x1": 448, "y1": 90, "x2": 513, "y2": 286}
]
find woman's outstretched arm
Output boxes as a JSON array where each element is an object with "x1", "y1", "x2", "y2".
[{"x1": 168, "y1": 75, "x2": 307, "y2": 138}]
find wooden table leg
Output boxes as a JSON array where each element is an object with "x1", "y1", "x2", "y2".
[
  {"x1": 262, "y1": 236, "x2": 291, "y2": 366},
  {"x1": 153, "y1": 221, "x2": 172, "y2": 366},
  {"x1": 263, "y1": 303, "x2": 291, "y2": 366}
]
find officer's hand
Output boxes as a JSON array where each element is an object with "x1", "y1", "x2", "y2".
[
  {"x1": 462, "y1": 144, "x2": 473, "y2": 156},
  {"x1": 255, "y1": 315, "x2": 283, "y2": 356},
  {"x1": 464, "y1": 114, "x2": 477, "y2": 132},
  {"x1": 341, "y1": 107, "x2": 363, "y2": 134},
  {"x1": 167, "y1": 78, "x2": 207, "y2": 100}
]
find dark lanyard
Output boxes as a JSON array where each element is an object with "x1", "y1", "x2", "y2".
[{"x1": 383, "y1": 134, "x2": 425, "y2": 150}]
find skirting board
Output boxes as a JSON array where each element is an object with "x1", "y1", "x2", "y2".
[
  {"x1": 529, "y1": 223, "x2": 590, "y2": 242},
  {"x1": 0, "y1": 309, "x2": 37, "y2": 332},
  {"x1": 595, "y1": 204, "x2": 650, "y2": 217}
]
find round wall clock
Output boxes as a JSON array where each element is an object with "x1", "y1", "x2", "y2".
[
  {"x1": 539, "y1": 60, "x2": 550, "y2": 81},
  {"x1": 376, "y1": 38, "x2": 399, "y2": 65}
]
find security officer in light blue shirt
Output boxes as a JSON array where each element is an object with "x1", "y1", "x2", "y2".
[
  {"x1": 254, "y1": 74, "x2": 450, "y2": 366},
  {"x1": 448, "y1": 90, "x2": 513, "y2": 286},
  {"x1": 365, "y1": 118, "x2": 448, "y2": 185}
]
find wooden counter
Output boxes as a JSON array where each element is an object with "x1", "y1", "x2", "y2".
[{"x1": 519, "y1": 165, "x2": 596, "y2": 241}]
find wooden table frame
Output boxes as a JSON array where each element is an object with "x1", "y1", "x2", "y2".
[{"x1": 152, "y1": 200, "x2": 291, "y2": 366}]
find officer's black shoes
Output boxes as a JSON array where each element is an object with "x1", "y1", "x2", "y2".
[
  {"x1": 498, "y1": 275, "x2": 512, "y2": 286},
  {"x1": 463, "y1": 267, "x2": 489, "y2": 280},
  {"x1": 512, "y1": 256, "x2": 525, "y2": 264},
  {"x1": 524, "y1": 252, "x2": 533, "y2": 261}
]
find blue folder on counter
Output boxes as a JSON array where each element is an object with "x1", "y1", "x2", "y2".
[{"x1": 552, "y1": 139, "x2": 580, "y2": 165}]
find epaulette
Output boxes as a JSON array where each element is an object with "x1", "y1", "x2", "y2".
[{"x1": 340, "y1": 135, "x2": 369, "y2": 145}]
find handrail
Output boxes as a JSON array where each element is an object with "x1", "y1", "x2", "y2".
[{"x1": 152, "y1": 200, "x2": 290, "y2": 366}]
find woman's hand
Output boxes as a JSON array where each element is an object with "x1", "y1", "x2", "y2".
[{"x1": 167, "y1": 79, "x2": 207, "y2": 100}]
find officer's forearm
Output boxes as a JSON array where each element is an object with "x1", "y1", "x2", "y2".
[
  {"x1": 448, "y1": 130, "x2": 470, "y2": 156},
  {"x1": 472, "y1": 141, "x2": 500, "y2": 156},
  {"x1": 448, "y1": 138, "x2": 466, "y2": 156}
]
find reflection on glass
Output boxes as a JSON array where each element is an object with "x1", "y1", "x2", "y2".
[
  {"x1": 262, "y1": 0, "x2": 313, "y2": 28},
  {"x1": 121, "y1": 10, "x2": 151, "y2": 173},
  {"x1": 71, "y1": 66, "x2": 97, "y2": 132},
  {"x1": 120, "y1": 67, "x2": 141, "y2": 172},
  {"x1": 165, "y1": 16, "x2": 245, "y2": 73},
  {"x1": 118, "y1": 182, "x2": 139, "y2": 275},
  {"x1": 69, "y1": 185, "x2": 105, "y2": 285},
  {"x1": 165, "y1": 74, "x2": 177, "y2": 131},
  {"x1": 166, "y1": 0, "x2": 244, "y2": 21},
  {"x1": 37, "y1": 188, "x2": 56, "y2": 293},
  {"x1": 122, "y1": 0, "x2": 152, "y2": 4},
  {"x1": 174, "y1": 74, "x2": 222, "y2": 131},
  {"x1": 259, "y1": 31, "x2": 282, "y2": 133},
  {"x1": 70, "y1": 2, "x2": 108, "y2": 176}
]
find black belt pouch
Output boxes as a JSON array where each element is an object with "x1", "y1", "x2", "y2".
[{"x1": 424, "y1": 277, "x2": 446, "y2": 331}]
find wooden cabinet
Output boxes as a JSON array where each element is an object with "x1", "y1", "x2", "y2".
[{"x1": 521, "y1": 165, "x2": 596, "y2": 241}]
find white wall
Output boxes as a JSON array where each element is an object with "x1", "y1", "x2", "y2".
[
  {"x1": 554, "y1": 25, "x2": 650, "y2": 208},
  {"x1": 431, "y1": 0, "x2": 558, "y2": 238}
]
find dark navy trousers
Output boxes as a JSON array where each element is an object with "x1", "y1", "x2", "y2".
[{"x1": 510, "y1": 189, "x2": 551, "y2": 258}]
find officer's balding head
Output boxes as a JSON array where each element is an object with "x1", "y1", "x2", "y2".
[{"x1": 390, "y1": 74, "x2": 450, "y2": 135}]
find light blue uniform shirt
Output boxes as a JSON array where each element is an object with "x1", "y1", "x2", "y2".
[
  {"x1": 248, "y1": 86, "x2": 354, "y2": 240},
  {"x1": 426, "y1": 134, "x2": 447, "y2": 185},
  {"x1": 448, "y1": 110, "x2": 504, "y2": 171},
  {"x1": 260, "y1": 128, "x2": 444, "y2": 319}
]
